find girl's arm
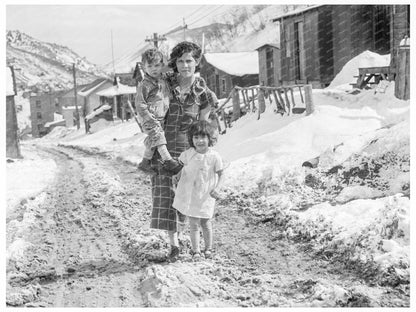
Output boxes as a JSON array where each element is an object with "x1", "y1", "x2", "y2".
[
  {"x1": 210, "y1": 170, "x2": 224, "y2": 199},
  {"x1": 199, "y1": 86, "x2": 218, "y2": 121},
  {"x1": 199, "y1": 105, "x2": 211, "y2": 121}
]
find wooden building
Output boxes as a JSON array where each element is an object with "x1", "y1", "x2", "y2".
[
  {"x1": 78, "y1": 78, "x2": 113, "y2": 116},
  {"x1": 200, "y1": 52, "x2": 259, "y2": 99},
  {"x1": 272, "y1": 4, "x2": 409, "y2": 88},
  {"x1": 96, "y1": 73, "x2": 137, "y2": 121},
  {"x1": 390, "y1": 5, "x2": 410, "y2": 70},
  {"x1": 58, "y1": 84, "x2": 88, "y2": 113},
  {"x1": 6, "y1": 66, "x2": 21, "y2": 158},
  {"x1": 29, "y1": 91, "x2": 62, "y2": 137},
  {"x1": 256, "y1": 44, "x2": 281, "y2": 87}
]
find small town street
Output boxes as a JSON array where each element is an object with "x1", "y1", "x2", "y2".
[{"x1": 6, "y1": 144, "x2": 409, "y2": 308}]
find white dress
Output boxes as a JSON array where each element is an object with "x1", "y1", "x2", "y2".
[{"x1": 173, "y1": 148, "x2": 223, "y2": 218}]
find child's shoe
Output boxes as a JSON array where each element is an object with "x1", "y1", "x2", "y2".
[
  {"x1": 203, "y1": 249, "x2": 213, "y2": 259},
  {"x1": 138, "y1": 159, "x2": 155, "y2": 175},
  {"x1": 168, "y1": 246, "x2": 180, "y2": 262},
  {"x1": 190, "y1": 250, "x2": 202, "y2": 261},
  {"x1": 163, "y1": 158, "x2": 183, "y2": 174}
]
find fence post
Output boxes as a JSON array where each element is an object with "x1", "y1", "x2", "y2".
[
  {"x1": 251, "y1": 89, "x2": 256, "y2": 111},
  {"x1": 304, "y1": 84, "x2": 314, "y2": 115},
  {"x1": 231, "y1": 88, "x2": 241, "y2": 121},
  {"x1": 258, "y1": 88, "x2": 266, "y2": 120},
  {"x1": 395, "y1": 37, "x2": 410, "y2": 100}
]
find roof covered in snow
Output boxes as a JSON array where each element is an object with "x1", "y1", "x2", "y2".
[
  {"x1": 203, "y1": 52, "x2": 259, "y2": 76},
  {"x1": 6, "y1": 67, "x2": 16, "y2": 96},
  {"x1": 96, "y1": 83, "x2": 136, "y2": 97},
  {"x1": 78, "y1": 78, "x2": 111, "y2": 97},
  {"x1": 85, "y1": 104, "x2": 112, "y2": 120}
]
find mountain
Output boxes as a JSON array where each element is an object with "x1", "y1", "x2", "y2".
[
  {"x1": 104, "y1": 5, "x2": 310, "y2": 73},
  {"x1": 6, "y1": 30, "x2": 109, "y2": 92}
]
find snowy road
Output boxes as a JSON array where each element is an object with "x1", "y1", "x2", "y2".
[{"x1": 6, "y1": 145, "x2": 409, "y2": 307}]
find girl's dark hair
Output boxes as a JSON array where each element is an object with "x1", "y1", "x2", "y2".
[
  {"x1": 187, "y1": 120, "x2": 215, "y2": 148},
  {"x1": 168, "y1": 41, "x2": 202, "y2": 73}
]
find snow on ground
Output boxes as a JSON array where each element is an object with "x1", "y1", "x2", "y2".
[
  {"x1": 6, "y1": 144, "x2": 57, "y2": 217},
  {"x1": 7, "y1": 50, "x2": 410, "y2": 283},
  {"x1": 15, "y1": 92, "x2": 32, "y2": 134},
  {"x1": 329, "y1": 50, "x2": 390, "y2": 90}
]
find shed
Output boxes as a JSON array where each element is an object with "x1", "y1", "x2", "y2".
[
  {"x1": 272, "y1": 4, "x2": 407, "y2": 88},
  {"x1": 200, "y1": 52, "x2": 259, "y2": 99},
  {"x1": 255, "y1": 44, "x2": 281, "y2": 87}
]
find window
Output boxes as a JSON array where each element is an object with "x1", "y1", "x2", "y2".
[
  {"x1": 36, "y1": 100, "x2": 41, "y2": 108},
  {"x1": 37, "y1": 112, "x2": 42, "y2": 119},
  {"x1": 221, "y1": 78, "x2": 226, "y2": 92},
  {"x1": 37, "y1": 124, "x2": 42, "y2": 131}
]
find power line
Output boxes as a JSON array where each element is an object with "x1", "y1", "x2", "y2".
[
  {"x1": 160, "y1": 5, "x2": 207, "y2": 35},
  {"x1": 184, "y1": 5, "x2": 219, "y2": 25},
  {"x1": 187, "y1": 5, "x2": 225, "y2": 27}
]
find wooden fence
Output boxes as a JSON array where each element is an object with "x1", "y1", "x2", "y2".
[{"x1": 214, "y1": 84, "x2": 314, "y2": 133}]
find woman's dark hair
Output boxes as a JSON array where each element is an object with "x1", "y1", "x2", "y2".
[
  {"x1": 187, "y1": 120, "x2": 215, "y2": 148},
  {"x1": 168, "y1": 41, "x2": 202, "y2": 73}
]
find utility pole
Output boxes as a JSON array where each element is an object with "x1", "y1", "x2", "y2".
[
  {"x1": 183, "y1": 18, "x2": 187, "y2": 40},
  {"x1": 111, "y1": 30, "x2": 115, "y2": 75},
  {"x1": 145, "y1": 33, "x2": 166, "y2": 48},
  {"x1": 72, "y1": 63, "x2": 80, "y2": 129}
]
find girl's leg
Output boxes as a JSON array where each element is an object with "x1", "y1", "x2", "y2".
[
  {"x1": 200, "y1": 218, "x2": 213, "y2": 251},
  {"x1": 167, "y1": 230, "x2": 180, "y2": 260},
  {"x1": 168, "y1": 230, "x2": 179, "y2": 247},
  {"x1": 188, "y1": 217, "x2": 201, "y2": 252}
]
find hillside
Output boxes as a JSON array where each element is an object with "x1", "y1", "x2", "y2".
[{"x1": 6, "y1": 30, "x2": 108, "y2": 92}]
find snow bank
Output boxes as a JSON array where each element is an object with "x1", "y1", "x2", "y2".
[
  {"x1": 6, "y1": 144, "x2": 57, "y2": 215},
  {"x1": 329, "y1": 50, "x2": 390, "y2": 89},
  {"x1": 58, "y1": 119, "x2": 145, "y2": 165},
  {"x1": 216, "y1": 82, "x2": 408, "y2": 192}
]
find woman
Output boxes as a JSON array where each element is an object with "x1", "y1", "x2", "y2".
[{"x1": 149, "y1": 41, "x2": 217, "y2": 261}]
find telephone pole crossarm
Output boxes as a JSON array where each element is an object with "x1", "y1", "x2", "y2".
[{"x1": 145, "y1": 33, "x2": 167, "y2": 48}]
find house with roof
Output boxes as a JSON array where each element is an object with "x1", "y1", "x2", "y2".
[
  {"x1": 95, "y1": 73, "x2": 137, "y2": 121},
  {"x1": 271, "y1": 4, "x2": 410, "y2": 88},
  {"x1": 78, "y1": 78, "x2": 113, "y2": 116},
  {"x1": 256, "y1": 44, "x2": 281, "y2": 87},
  {"x1": 58, "y1": 84, "x2": 88, "y2": 112},
  {"x1": 6, "y1": 66, "x2": 21, "y2": 158},
  {"x1": 200, "y1": 52, "x2": 259, "y2": 99}
]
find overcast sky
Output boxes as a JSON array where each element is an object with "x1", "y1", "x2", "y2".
[{"x1": 6, "y1": 4, "x2": 232, "y2": 65}]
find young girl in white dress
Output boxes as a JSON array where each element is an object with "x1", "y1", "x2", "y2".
[{"x1": 172, "y1": 120, "x2": 224, "y2": 259}]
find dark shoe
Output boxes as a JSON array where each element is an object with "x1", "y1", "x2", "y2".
[
  {"x1": 168, "y1": 246, "x2": 180, "y2": 262},
  {"x1": 163, "y1": 158, "x2": 183, "y2": 175},
  {"x1": 138, "y1": 159, "x2": 155, "y2": 175}
]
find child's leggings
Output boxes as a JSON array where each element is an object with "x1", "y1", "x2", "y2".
[{"x1": 189, "y1": 217, "x2": 212, "y2": 252}]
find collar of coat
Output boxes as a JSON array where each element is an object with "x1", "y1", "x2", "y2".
[
  {"x1": 167, "y1": 73, "x2": 206, "y2": 100},
  {"x1": 143, "y1": 73, "x2": 161, "y2": 86}
]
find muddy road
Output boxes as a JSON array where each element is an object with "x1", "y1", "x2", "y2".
[{"x1": 6, "y1": 144, "x2": 409, "y2": 307}]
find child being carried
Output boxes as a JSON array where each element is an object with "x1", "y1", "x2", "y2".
[{"x1": 135, "y1": 48, "x2": 182, "y2": 174}]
